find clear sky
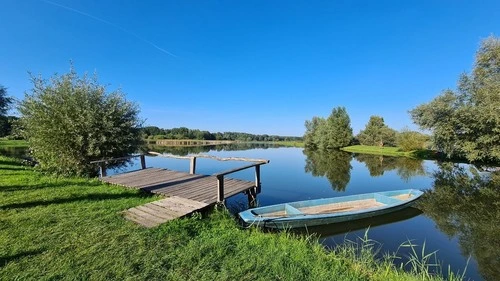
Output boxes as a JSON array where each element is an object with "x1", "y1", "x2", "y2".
[{"x1": 1, "y1": 0, "x2": 499, "y2": 136}]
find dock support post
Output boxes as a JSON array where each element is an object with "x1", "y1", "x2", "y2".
[
  {"x1": 190, "y1": 157, "x2": 197, "y2": 174},
  {"x1": 140, "y1": 154, "x2": 146, "y2": 170},
  {"x1": 254, "y1": 164, "x2": 261, "y2": 194},
  {"x1": 99, "y1": 163, "x2": 107, "y2": 178},
  {"x1": 217, "y1": 175, "x2": 224, "y2": 202}
]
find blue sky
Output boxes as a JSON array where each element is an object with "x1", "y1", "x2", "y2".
[{"x1": 1, "y1": 0, "x2": 499, "y2": 136}]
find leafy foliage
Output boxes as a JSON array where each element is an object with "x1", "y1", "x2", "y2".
[
  {"x1": 410, "y1": 36, "x2": 500, "y2": 163},
  {"x1": 357, "y1": 115, "x2": 397, "y2": 147},
  {"x1": 304, "y1": 106, "x2": 353, "y2": 149},
  {"x1": 303, "y1": 116, "x2": 325, "y2": 149},
  {"x1": 18, "y1": 67, "x2": 143, "y2": 176},
  {"x1": 0, "y1": 84, "x2": 13, "y2": 117},
  {"x1": 397, "y1": 128, "x2": 429, "y2": 151}
]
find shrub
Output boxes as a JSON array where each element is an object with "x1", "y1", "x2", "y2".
[
  {"x1": 18, "y1": 66, "x2": 143, "y2": 176},
  {"x1": 397, "y1": 128, "x2": 428, "y2": 151}
]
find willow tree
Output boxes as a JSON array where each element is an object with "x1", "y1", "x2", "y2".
[
  {"x1": 18, "y1": 67, "x2": 144, "y2": 176},
  {"x1": 411, "y1": 36, "x2": 500, "y2": 163}
]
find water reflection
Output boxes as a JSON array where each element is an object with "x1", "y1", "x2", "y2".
[
  {"x1": 303, "y1": 149, "x2": 352, "y2": 191},
  {"x1": 354, "y1": 154, "x2": 427, "y2": 181},
  {"x1": 418, "y1": 163, "x2": 500, "y2": 281},
  {"x1": 0, "y1": 146, "x2": 28, "y2": 158},
  {"x1": 291, "y1": 207, "x2": 422, "y2": 237},
  {"x1": 146, "y1": 142, "x2": 289, "y2": 156}
]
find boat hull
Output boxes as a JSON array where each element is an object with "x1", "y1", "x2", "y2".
[{"x1": 238, "y1": 189, "x2": 423, "y2": 229}]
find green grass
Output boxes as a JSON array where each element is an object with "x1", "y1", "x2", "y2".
[
  {"x1": 0, "y1": 139, "x2": 28, "y2": 147},
  {"x1": 267, "y1": 140, "x2": 305, "y2": 148},
  {"x1": 0, "y1": 155, "x2": 462, "y2": 280},
  {"x1": 342, "y1": 145, "x2": 428, "y2": 158}
]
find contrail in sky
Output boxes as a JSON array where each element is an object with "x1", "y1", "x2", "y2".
[{"x1": 41, "y1": 0, "x2": 177, "y2": 58}]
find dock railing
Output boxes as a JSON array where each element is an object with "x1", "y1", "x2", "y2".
[
  {"x1": 92, "y1": 152, "x2": 270, "y2": 203},
  {"x1": 90, "y1": 154, "x2": 146, "y2": 177},
  {"x1": 149, "y1": 152, "x2": 270, "y2": 202}
]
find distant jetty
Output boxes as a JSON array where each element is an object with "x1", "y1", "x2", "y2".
[{"x1": 149, "y1": 139, "x2": 235, "y2": 146}]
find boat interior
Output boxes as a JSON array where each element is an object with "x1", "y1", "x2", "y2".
[{"x1": 257, "y1": 192, "x2": 417, "y2": 218}]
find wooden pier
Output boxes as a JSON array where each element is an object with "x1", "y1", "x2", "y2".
[{"x1": 93, "y1": 154, "x2": 269, "y2": 227}]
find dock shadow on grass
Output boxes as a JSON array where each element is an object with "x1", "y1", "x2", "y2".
[
  {"x1": 0, "y1": 180, "x2": 103, "y2": 193},
  {"x1": 0, "y1": 192, "x2": 152, "y2": 210},
  {"x1": 0, "y1": 249, "x2": 46, "y2": 268},
  {"x1": 0, "y1": 159, "x2": 24, "y2": 167}
]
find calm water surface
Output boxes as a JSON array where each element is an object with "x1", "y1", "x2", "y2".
[{"x1": 119, "y1": 144, "x2": 498, "y2": 281}]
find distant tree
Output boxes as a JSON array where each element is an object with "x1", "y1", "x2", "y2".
[
  {"x1": 357, "y1": 116, "x2": 397, "y2": 147},
  {"x1": 0, "y1": 116, "x2": 19, "y2": 138},
  {"x1": 304, "y1": 116, "x2": 325, "y2": 149},
  {"x1": 0, "y1": 85, "x2": 13, "y2": 117},
  {"x1": 397, "y1": 127, "x2": 429, "y2": 151},
  {"x1": 319, "y1": 107, "x2": 353, "y2": 149},
  {"x1": 18, "y1": 66, "x2": 143, "y2": 176},
  {"x1": 410, "y1": 36, "x2": 500, "y2": 162},
  {"x1": 0, "y1": 85, "x2": 15, "y2": 137}
]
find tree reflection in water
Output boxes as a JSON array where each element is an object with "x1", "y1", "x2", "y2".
[
  {"x1": 303, "y1": 149, "x2": 352, "y2": 191},
  {"x1": 354, "y1": 154, "x2": 426, "y2": 181},
  {"x1": 418, "y1": 163, "x2": 500, "y2": 281},
  {"x1": 146, "y1": 143, "x2": 287, "y2": 156}
]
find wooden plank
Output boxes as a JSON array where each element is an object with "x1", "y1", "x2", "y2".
[
  {"x1": 141, "y1": 203, "x2": 183, "y2": 217},
  {"x1": 154, "y1": 196, "x2": 208, "y2": 210},
  {"x1": 123, "y1": 211, "x2": 158, "y2": 228},
  {"x1": 127, "y1": 207, "x2": 166, "y2": 224},
  {"x1": 135, "y1": 205, "x2": 177, "y2": 220}
]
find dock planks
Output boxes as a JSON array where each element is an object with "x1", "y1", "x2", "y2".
[{"x1": 101, "y1": 168, "x2": 257, "y2": 227}]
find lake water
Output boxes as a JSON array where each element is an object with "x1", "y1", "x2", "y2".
[{"x1": 118, "y1": 144, "x2": 497, "y2": 281}]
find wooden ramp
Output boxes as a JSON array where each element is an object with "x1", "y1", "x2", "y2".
[
  {"x1": 123, "y1": 196, "x2": 208, "y2": 228},
  {"x1": 101, "y1": 168, "x2": 260, "y2": 227}
]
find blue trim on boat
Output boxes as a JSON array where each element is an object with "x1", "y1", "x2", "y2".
[{"x1": 238, "y1": 189, "x2": 424, "y2": 229}]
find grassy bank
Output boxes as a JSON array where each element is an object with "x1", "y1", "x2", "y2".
[
  {"x1": 341, "y1": 145, "x2": 433, "y2": 158},
  {"x1": 0, "y1": 139, "x2": 28, "y2": 147},
  {"x1": 0, "y1": 154, "x2": 462, "y2": 280}
]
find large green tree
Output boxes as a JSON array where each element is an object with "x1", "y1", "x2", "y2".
[
  {"x1": 320, "y1": 107, "x2": 353, "y2": 149},
  {"x1": 303, "y1": 116, "x2": 325, "y2": 149},
  {"x1": 410, "y1": 36, "x2": 500, "y2": 163},
  {"x1": 357, "y1": 115, "x2": 397, "y2": 147},
  {"x1": 18, "y1": 67, "x2": 144, "y2": 176}
]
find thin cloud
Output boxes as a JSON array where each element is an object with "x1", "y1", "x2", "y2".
[{"x1": 41, "y1": 0, "x2": 177, "y2": 58}]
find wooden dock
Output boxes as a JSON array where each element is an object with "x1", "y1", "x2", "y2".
[{"x1": 94, "y1": 154, "x2": 269, "y2": 227}]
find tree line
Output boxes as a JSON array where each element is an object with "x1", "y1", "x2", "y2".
[
  {"x1": 304, "y1": 108, "x2": 428, "y2": 152},
  {"x1": 142, "y1": 126, "x2": 302, "y2": 142},
  {"x1": 305, "y1": 36, "x2": 499, "y2": 164}
]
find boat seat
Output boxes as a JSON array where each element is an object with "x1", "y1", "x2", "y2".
[
  {"x1": 374, "y1": 193, "x2": 404, "y2": 205},
  {"x1": 284, "y1": 204, "x2": 304, "y2": 216}
]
